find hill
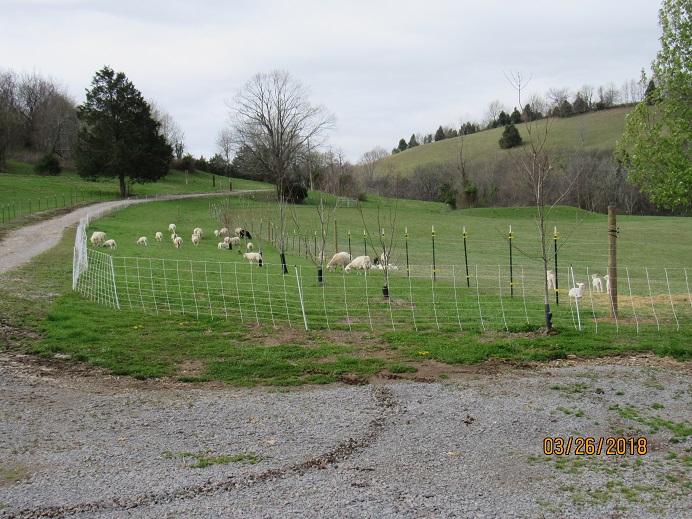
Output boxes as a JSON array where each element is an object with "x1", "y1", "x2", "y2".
[{"x1": 374, "y1": 107, "x2": 632, "y2": 177}]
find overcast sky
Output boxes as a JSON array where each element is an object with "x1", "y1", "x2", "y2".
[{"x1": 3, "y1": 0, "x2": 663, "y2": 163}]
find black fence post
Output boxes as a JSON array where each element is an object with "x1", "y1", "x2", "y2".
[
  {"x1": 553, "y1": 226, "x2": 559, "y2": 305},
  {"x1": 509, "y1": 225, "x2": 514, "y2": 298},
  {"x1": 463, "y1": 226, "x2": 470, "y2": 288},
  {"x1": 405, "y1": 227, "x2": 410, "y2": 278},
  {"x1": 432, "y1": 225, "x2": 436, "y2": 282}
]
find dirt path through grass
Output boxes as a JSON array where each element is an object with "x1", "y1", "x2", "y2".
[{"x1": 0, "y1": 191, "x2": 267, "y2": 275}]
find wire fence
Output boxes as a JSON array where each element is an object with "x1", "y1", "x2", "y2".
[{"x1": 73, "y1": 252, "x2": 691, "y2": 334}]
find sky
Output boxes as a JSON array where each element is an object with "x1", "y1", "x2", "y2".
[{"x1": 3, "y1": 0, "x2": 663, "y2": 163}]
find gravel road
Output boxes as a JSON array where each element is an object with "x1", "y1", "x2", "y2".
[{"x1": 0, "y1": 198, "x2": 690, "y2": 518}]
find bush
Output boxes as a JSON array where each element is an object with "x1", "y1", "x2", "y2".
[
  {"x1": 35, "y1": 153, "x2": 62, "y2": 176},
  {"x1": 499, "y1": 124, "x2": 523, "y2": 149}
]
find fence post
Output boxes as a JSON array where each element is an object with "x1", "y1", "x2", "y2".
[
  {"x1": 463, "y1": 226, "x2": 470, "y2": 287},
  {"x1": 553, "y1": 226, "x2": 559, "y2": 305},
  {"x1": 608, "y1": 205, "x2": 618, "y2": 317},
  {"x1": 509, "y1": 225, "x2": 514, "y2": 298},
  {"x1": 295, "y1": 266, "x2": 309, "y2": 330},
  {"x1": 348, "y1": 230, "x2": 352, "y2": 259},
  {"x1": 570, "y1": 264, "x2": 582, "y2": 330},
  {"x1": 334, "y1": 220, "x2": 338, "y2": 255},
  {"x1": 432, "y1": 225, "x2": 436, "y2": 282},
  {"x1": 363, "y1": 229, "x2": 367, "y2": 257},
  {"x1": 405, "y1": 227, "x2": 410, "y2": 278}
]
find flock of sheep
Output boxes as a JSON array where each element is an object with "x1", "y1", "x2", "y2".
[
  {"x1": 547, "y1": 269, "x2": 611, "y2": 298},
  {"x1": 89, "y1": 224, "x2": 263, "y2": 264}
]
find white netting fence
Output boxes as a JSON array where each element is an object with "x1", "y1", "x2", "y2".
[{"x1": 72, "y1": 209, "x2": 691, "y2": 332}]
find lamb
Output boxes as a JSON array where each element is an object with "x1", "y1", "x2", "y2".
[
  {"x1": 591, "y1": 274, "x2": 603, "y2": 293},
  {"x1": 604, "y1": 274, "x2": 611, "y2": 294},
  {"x1": 229, "y1": 236, "x2": 240, "y2": 246},
  {"x1": 223, "y1": 236, "x2": 231, "y2": 243},
  {"x1": 103, "y1": 239, "x2": 117, "y2": 250},
  {"x1": 173, "y1": 236, "x2": 183, "y2": 249},
  {"x1": 218, "y1": 241, "x2": 230, "y2": 250},
  {"x1": 171, "y1": 232, "x2": 178, "y2": 241},
  {"x1": 219, "y1": 228, "x2": 229, "y2": 237},
  {"x1": 344, "y1": 255, "x2": 372, "y2": 273},
  {"x1": 193, "y1": 227, "x2": 203, "y2": 237},
  {"x1": 546, "y1": 269, "x2": 556, "y2": 290},
  {"x1": 326, "y1": 252, "x2": 352, "y2": 272},
  {"x1": 90, "y1": 231, "x2": 106, "y2": 246},
  {"x1": 191, "y1": 234, "x2": 200, "y2": 247},
  {"x1": 243, "y1": 252, "x2": 263, "y2": 265},
  {"x1": 214, "y1": 230, "x2": 220, "y2": 237},
  {"x1": 246, "y1": 242, "x2": 254, "y2": 252},
  {"x1": 378, "y1": 263, "x2": 399, "y2": 271},
  {"x1": 234, "y1": 227, "x2": 242, "y2": 236},
  {"x1": 155, "y1": 232, "x2": 163, "y2": 242},
  {"x1": 568, "y1": 282, "x2": 585, "y2": 298},
  {"x1": 136, "y1": 236, "x2": 148, "y2": 246},
  {"x1": 168, "y1": 224, "x2": 176, "y2": 233}
]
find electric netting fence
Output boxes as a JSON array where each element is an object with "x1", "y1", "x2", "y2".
[{"x1": 73, "y1": 212, "x2": 691, "y2": 333}]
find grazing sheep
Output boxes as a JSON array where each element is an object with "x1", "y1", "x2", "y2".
[
  {"x1": 246, "y1": 242, "x2": 254, "y2": 252},
  {"x1": 191, "y1": 234, "x2": 200, "y2": 247},
  {"x1": 243, "y1": 252, "x2": 263, "y2": 265},
  {"x1": 218, "y1": 241, "x2": 230, "y2": 250},
  {"x1": 219, "y1": 228, "x2": 229, "y2": 237},
  {"x1": 229, "y1": 236, "x2": 240, "y2": 246},
  {"x1": 377, "y1": 263, "x2": 399, "y2": 271},
  {"x1": 168, "y1": 224, "x2": 176, "y2": 233},
  {"x1": 568, "y1": 282, "x2": 585, "y2": 298},
  {"x1": 224, "y1": 236, "x2": 231, "y2": 243},
  {"x1": 174, "y1": 236, "x2": 183, "y2": 249},
  {"x1": 171, "y1": 232, "x2": 178, "y2": 241},
  {"x1": 155, "y1": 232, "x2": 163, "y2": 242},
  {"x1": 326, "y1": 252, "x2": 352, "y2": 272},
  {"x1": 546, "y1": 269, "x2": 556, "y2": 290},
  {"x1": 214, "y1": 229, "x2": 220, "y2": 237},
  {"x1": 136, "y1": 236, "x2": 148, "y2": 246},
  {"x1": 604, "y1": 274, "x2": 611, "y2": 294},
  {"x1": 90, "y1": 231, "x2": 106, "y2": 246},
  {"x1": 193, "y1": 227, "x2": 203, "y2": 237},
  {"x1": 103, "y1": 239, "x2": 117, "y2": 250},
  {"x1": 592, "y1": 274, "x2": 603, "y2": 293},
  {"x1": 236, "y1": 228, "x2": 252, "y2": 239},
  {"x1": 344, "y1": 255, "x2": 372, "y2": 273}
]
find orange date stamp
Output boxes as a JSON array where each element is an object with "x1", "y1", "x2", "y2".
[{"x1": 543, "y1": 437, "x2": 648, "y2": 455}]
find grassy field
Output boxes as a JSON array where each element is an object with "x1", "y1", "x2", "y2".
[
  {"x1": 376, "y1": 107, "x2": 632, "y2": 176},
  {"x1": 0, "y1": 189, "x2": 688, "y2": 387}
]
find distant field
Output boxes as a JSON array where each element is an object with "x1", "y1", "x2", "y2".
[{"x1": 376, "y1": 107, "x2": 632, "y2": 176}]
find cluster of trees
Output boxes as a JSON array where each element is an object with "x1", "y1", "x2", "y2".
[
  {"x1": 0, "y1": 70, "x2": 79, "y2": 171},
  {"x1": 389, "y1": 76, "x2": 652, "y2": 157}
]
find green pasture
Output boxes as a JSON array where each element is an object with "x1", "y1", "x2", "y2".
[
  {"x1": 0, "y1": 160, "x2": 271, "y2": 223},
  {"x1": 1, "y1": 187, "x2": 690, "y2": 387},
  {"x1": 377, "y1": 107, "x2": 632, "y2": 176}
]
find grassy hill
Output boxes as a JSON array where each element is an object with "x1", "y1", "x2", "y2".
[{"x1": 375, "y1": 107, "x2": 632, "y2": 177}]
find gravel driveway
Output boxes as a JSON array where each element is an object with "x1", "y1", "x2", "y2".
[{"x1": 0, "y1": 198, "x2": 690, "y2": 518}]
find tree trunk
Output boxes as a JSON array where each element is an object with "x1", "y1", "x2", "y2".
[{"x1": 119, "y1": 172, "x2": 126, "y2": 198}]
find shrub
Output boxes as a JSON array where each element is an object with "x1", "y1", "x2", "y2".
[
  {"x1": 35, "y1": 153, "x2": 61, "y2": 176},
  {"x1": 499, "y1": 123, "x2": 523, "y2": 149}
]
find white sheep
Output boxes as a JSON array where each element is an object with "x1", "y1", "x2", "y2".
[
  {"x1": 214, "y1": 229, "x2": 220, "y2": 237},
  {"x1": 193, "y1": 227, "x2": 203, "y2": 237},
  {"x1": 604, "y1": 274, "x2": 611, "y2": 294},
  {"x1": 103, "y1": 239, "x2": 117, "y2": 250},
  {"x1": 219, "y1": 228, "x2": 229, "y2": 237},
  {"x1": 591, "y1": 274, "x2": 603, "y2": 293},
  {"x1": 155, "y1": 232, "x2": 163, "y2": 242},
  {"x1": 136, "y1": 236, "x2": 148, "y2": 246},
  {"x1": 174, "y1": 236, "x2": 183, "y2": 249},
  {"x1": 234, "y1": 227, "x2": 242, "y2": 236},
  {"x1": 90, "y1": 231, "x2": 106, "y2": 246},
  {"x1": 326, "y1": 252, "x2": 352, "y2": 272},
  {"x1": 243, "y1": 252, "x2": 263, "y2": 265},
  {"x1": 171, "y1": 232, "x2": 178, "y2": 241},
  {"x1": 568, "y1": 282, "x2": 585, "y2": 298},
  {"x1": 378, "y1": 263, "x2": 399, "y2": 271},
  {"x1": 191, "y1": 234, "x2": 200, "y2": 247},
  {"x1": 246, "y1": 242, "x2": 254, "y2": 252},
  {"x1": 546, "y1": 269, "x2": 556, "y2": 290},
  {"x1": 218, "y1": 241, "x2": 230, "y2": 250},
  {"x1": 168, "y1": 223, "x2": 176, "y2": 233},
  {"x1": 344, "y1": 255, "x2": 372, "y2": 273},
  {"x1": 224, "y1": 236, "x2": 231, "y2": 243},
  {"x1": 229, "y1": 236, "x2": 240, "y2": 246}
]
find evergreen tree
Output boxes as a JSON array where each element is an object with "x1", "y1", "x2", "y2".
[
  {"x1": 408, "y1": 134, "x2": 419, "y2": 148},
  {"x1": 398, "y1": 138, "x2": 408, "y2": 152},
  {"x1": 498, "y1": 123, "x2": 523, "y2": 149},
  {"x1": 76, "y1": 67, "x2": 172, "y2": 197},
  {"x1": 434, "y1": 125, "x2": 446, "y2": 141},
  {"x1": 644, "y1": 79, "x2": 658, "y2": 104},
  {"x1": 510, "y1": 107, "x2": 522, "y2": 124},
  {"x1": 497, "y1": 110, "x2": 511, "y2": 126}
]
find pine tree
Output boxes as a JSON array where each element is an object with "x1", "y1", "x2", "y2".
[{"x1": 498, "y1": 123, "x2": 523, "y2": 149}]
